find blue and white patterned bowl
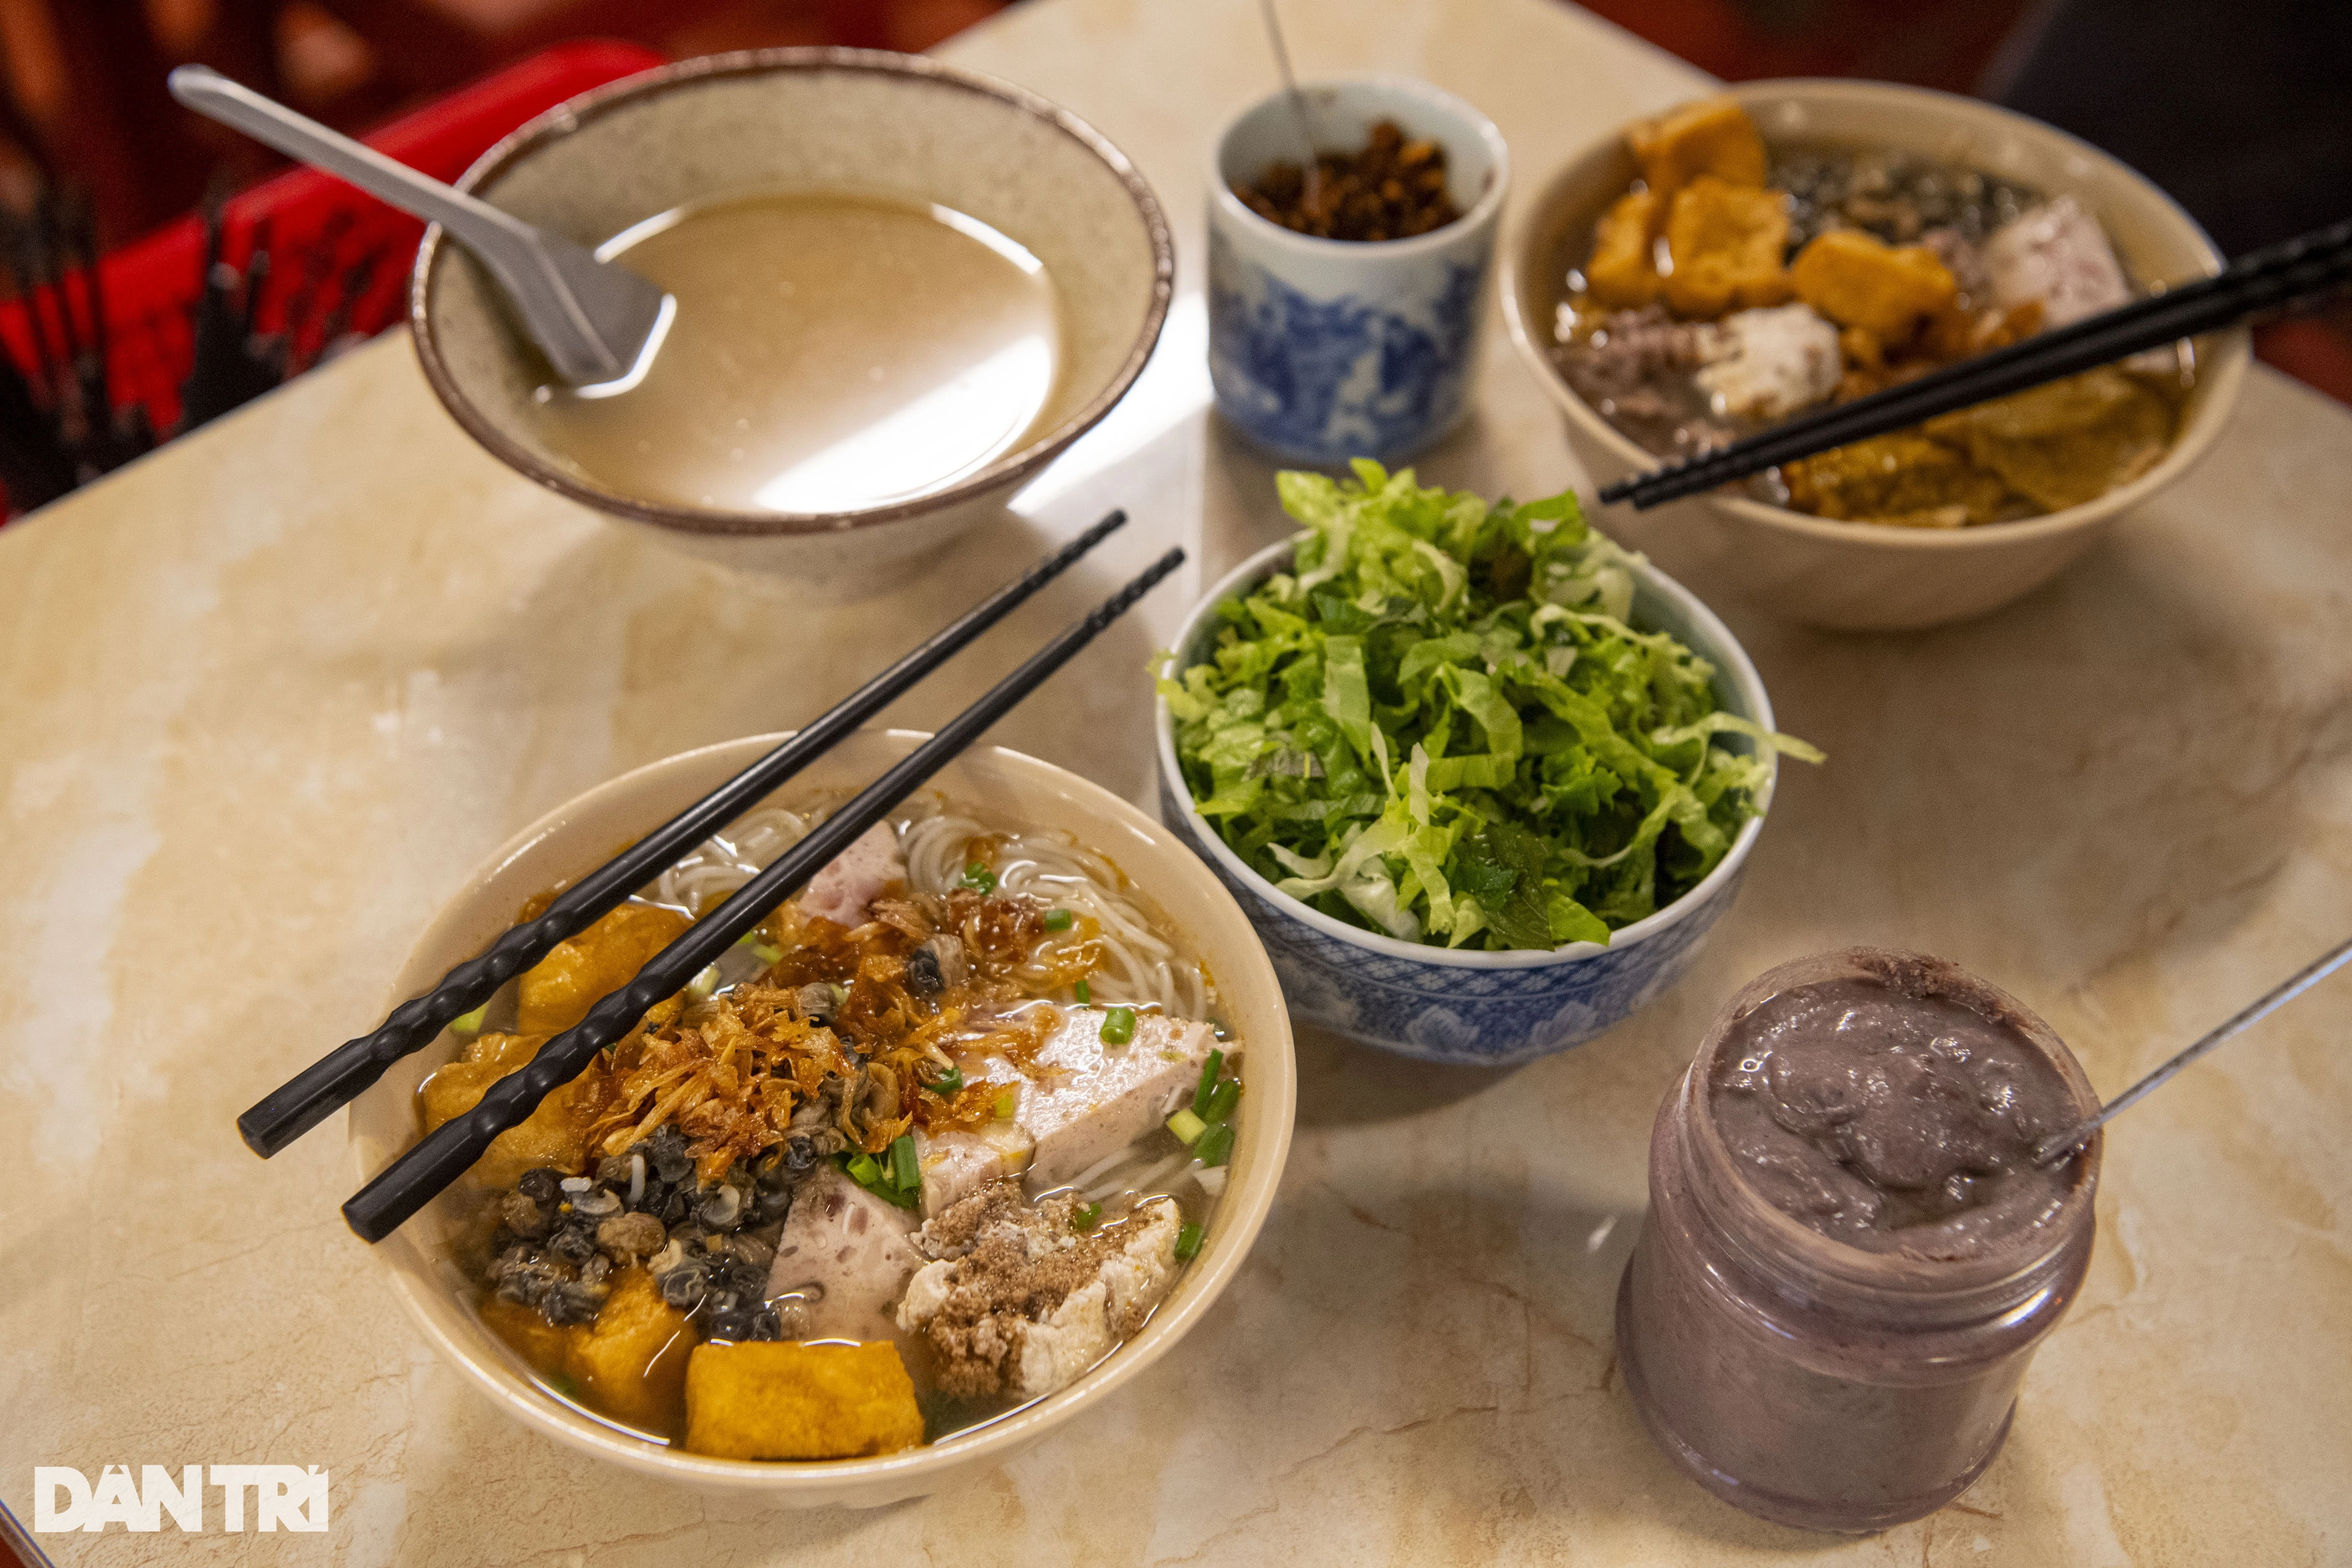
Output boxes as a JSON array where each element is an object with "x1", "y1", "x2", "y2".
[
  {"x1": 1155, "y1": 539, "x2": 1780, "y2": 1066},
  {"x1": 1207, "y1": 78, "x2": 1508, "y2": 465}
]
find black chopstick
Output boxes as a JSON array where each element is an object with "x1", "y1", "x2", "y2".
[
  {"x1": 343, "y1": 544, "x2": 1187, "y2": 1242},
  {"x1": 240, "y1": 509, "x2": 1130, "y2": 1159},
  {"x1": 1599, "y1": 215, "x2": 2352, "y2": 510}
]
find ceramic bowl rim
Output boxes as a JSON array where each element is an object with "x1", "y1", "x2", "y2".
[
  {"x1": 410, "y1": 47, "x2": 1176, "y2": 538},
  {"x1": 351, "y1": 729, "x2": 1295, "y2": 1492},
  {"x1": 1206, "y1": 74, "x2": 1513, "y2": 260},
  {"x1": 1154, "y1": 537, "x2": 1776, "y2": 971},
  {"x1": 1496, "y1": 75, "x2": 2251, "y2": 554}
]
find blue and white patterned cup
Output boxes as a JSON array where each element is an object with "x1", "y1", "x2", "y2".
[
  {"x1": 1208, "y1": 78, "x2": 1509, "y2": 465},
  {"x1": 1156, "y1": 540, "x2": 1782, "y2": 1066}
]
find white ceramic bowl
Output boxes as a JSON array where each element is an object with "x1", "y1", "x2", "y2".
[
  {"x1": 413, "y1": 49, "x2": 1174, "y2": 580},
  {"x1": 1207, "y1": 76, "x2": 1509, "y2": 464},
  {"x1": 1500, "y1": 79, "x2": 2249, "y2": 631},
  {"x1": 347, "y1": 729, "x2": 1294, "y2": 1505},
  {"x1": 1156, "y1": 541, "x2": 1780, "y2": 1065}
]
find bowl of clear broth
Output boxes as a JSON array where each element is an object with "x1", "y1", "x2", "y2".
[
  {"x1": 1501, "y1": 81, "x2": 2249, "y2": 630},
  {"x1": 412, "y1": 49, "x2": 1173, "y2": 578},
  {"x1": 345, "y1": 728, "x2": 1294, "y2": 1504}
]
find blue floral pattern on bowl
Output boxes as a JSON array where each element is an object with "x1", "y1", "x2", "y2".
[
  {"x1": 1156, "y1": 539, "x2": 1782, "y2": 1066},
  {"x1": 1208, "y1": 237, "x2": 1486, "y2": 462},
  {"x1": 1206, "y1": 76, "x2": 1509, "y2": 467},
  {"x1": 1159, "y1": 776, "x2": 1747, "y2": 1066}
]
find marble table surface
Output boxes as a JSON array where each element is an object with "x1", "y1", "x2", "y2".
[{"x1": 5, "y1": 0, "x2": 2350, "y2": 1561}]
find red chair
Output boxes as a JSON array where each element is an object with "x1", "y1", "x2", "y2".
[{"x1": 0, "y1": 38, "x2": 665, "y2": 442}]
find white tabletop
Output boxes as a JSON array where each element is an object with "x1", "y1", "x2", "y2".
[{"x1": 4, "y1": 0, "x2": 2350, "y2": 1561}]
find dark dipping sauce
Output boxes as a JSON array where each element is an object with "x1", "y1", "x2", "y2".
[{"x1": 1709, "y1": 975, "x2": 2078, "y2": 1255}]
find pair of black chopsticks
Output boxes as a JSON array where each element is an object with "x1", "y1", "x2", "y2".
[
  {"x1": 1599, "y1": 214, "x2": 2352, "y2": 510},
  {"x1": 238, "y1": 510, "x2": 1183, "y2": 1243}
]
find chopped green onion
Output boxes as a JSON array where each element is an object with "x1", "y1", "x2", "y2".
[
  {"x1": 1074, "y1": 979, "x2": 1091, "y2": 1005},
  {"x1": 994, "y1": 1089, "x2": 1018, "y2": 1121},
  {"x1": 687, "y1": 963, "x2": 720, "y2": 999},
  {"x1": 449, "y1": 1006, "x2": 486, "y2": 1036},
  {"x1": 890, "y1": 1133, "x2": 920, "y2": 1193},
  {"x1": 1191, "y1": 1048, "x2": 1225, "y2": 1117},
  {"x1": 1193, "y1": 1123, "x2": 1235, "y2": 1167},
  {"x1": 961, "y1": 862, "x2": 997, "y2": 894},
  {"x1": 751, "y1": 942, "x2": 783, "y2": 965},
  {"x1": 930, "y1": 1065, "x2": 965, "y2": 1095},
  {"x1": 1167, "y1": 1108, "x2": 1208, "y2": 1145},
  {"x1": 1100, "y1": 1006, "x2": 1137, "y2": 1046},
  {"x1": 1044, "y1": 907, "x2": 1075, "y2": 931},
  {"x1": 1071, "y1": 1202, "x2": 1102, "y2": 1231},
  {"x1": 1204, "y1": 1079, "x2": 1241, "y2": 1124},
  {"x1": 1173, "y1": 1224, "x2": 1204, "y2": 1260},
  {"x1": 840, "y1": 1150, "x2": 918, "y2": 1208}
]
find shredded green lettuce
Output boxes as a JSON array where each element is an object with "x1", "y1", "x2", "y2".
[{"x1": 1162, "y1": 462, "x2": 1822, "y2": 951}]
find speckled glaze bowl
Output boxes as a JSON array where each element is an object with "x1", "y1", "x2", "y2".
[
  {"x1": 413, "y1": 49, "x2": 1173, "y2": 578},
  {"x1": 346, "y1": 729, "x2": 1294, "y2": 1506},
  {"x1": 1156, "y1": 541, "x2": 1778, "y2": 1066},
  {"x1": 1500, "y1": 79, "x2": 2248, "y2": 631}
]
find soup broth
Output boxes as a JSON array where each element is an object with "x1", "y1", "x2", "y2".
[{"x1": 533, "y1": 192, "x2": 1063, "y2": 514}]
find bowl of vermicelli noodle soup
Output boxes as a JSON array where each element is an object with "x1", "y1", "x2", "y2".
[
  {"x1": 347, "y1": 729, "x2": 1293, "y2": 1506},
  {"x1": 1501, "y1": 79, "x2": 2247, "y2": 631}
]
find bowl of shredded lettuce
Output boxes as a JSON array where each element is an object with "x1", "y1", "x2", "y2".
[{"x1": 1155, "y1": 462, "x2": 1819, "y2": 1063}]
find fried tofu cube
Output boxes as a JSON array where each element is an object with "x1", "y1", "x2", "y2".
[
  {"x1": 1790, "y1": 230, "x2": 1958, "y2": 342},
  {"x1": 1585, "y1": 189, "x2": 1662, "y2": 308},
  {"x1": 564, "y1": 1267, "x2": 694, "y2": 1433},
  {"x1": 684, "y1": 1341, "x2": 926, "y2": 1460},
  {"x1": 1628, "y1": 95, "x2": 1768, "y2": 196},
  {"x1": 518, "y1": 902, "x2": 691, "y2": 1034},
  {"x1": 416, "y1": 1029, "x2": 602, "y2": 1188},
  {"x1": 1662, "y1": 176, "x2": 1792, "y2": 318}
]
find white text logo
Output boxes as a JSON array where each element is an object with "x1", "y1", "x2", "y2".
[{"x1": 33, "y1": 1466, "x2": 329, "y2": 1532}]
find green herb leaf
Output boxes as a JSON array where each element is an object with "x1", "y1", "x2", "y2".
[
  {"x1": 961, "y1": 862, "x2": 997, "y2": 894},
  {"x1": 1072, "y1": 1202, "x2": 1103, "y2": 1231},
  {"x1": 1166, "y1": 468, "x2": 1819, "y2": 949}
]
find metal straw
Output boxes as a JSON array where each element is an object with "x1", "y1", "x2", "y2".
[
  {"x1": 2033, "y1": 934, "x2": 2352, "y2": 1165},
  {"x1": 1259, "y1": 0, "x2": 1321, "y2": 210}
]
